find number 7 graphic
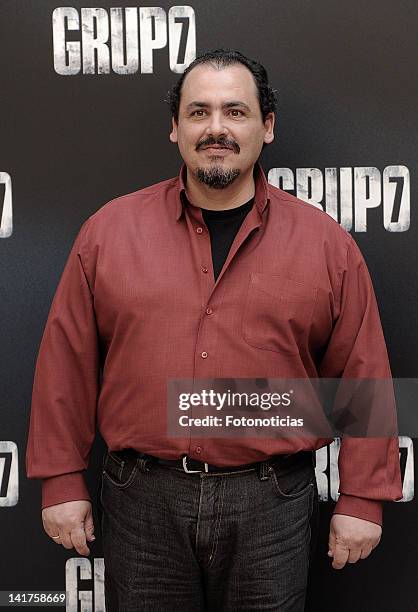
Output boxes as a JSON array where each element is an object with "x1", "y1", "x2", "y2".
[
  {"x1": 0, "y1": 172, "x2": 13, "y2": 238},
  {"x1": 0, "y1": 442, "x2": 18, "y2": 506}
]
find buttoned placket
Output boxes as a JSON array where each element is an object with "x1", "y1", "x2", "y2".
[{"x1": 182, "y1": 198, "x2": 265, "y2": 462}]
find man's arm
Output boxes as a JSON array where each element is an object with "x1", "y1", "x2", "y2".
[
  {"x1": 26, "y1": 218, "x2": 100, "y2": 510},
  {"x1": 319, "y1": 234, "x2": 403, "y2": 526}
]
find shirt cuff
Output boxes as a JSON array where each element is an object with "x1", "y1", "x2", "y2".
[
  {"x1": 333, "y1": 493, "x2": 383, "y2": 526},
  {"x1": 41, "y1": 472, "x2": 91, "y2": 510}
]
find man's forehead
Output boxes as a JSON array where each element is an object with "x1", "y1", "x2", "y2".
[{"x1": 180, "y1": 64, "x2": 258, "y2": 102}]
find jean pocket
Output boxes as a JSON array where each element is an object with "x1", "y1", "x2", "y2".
[
  {"x1": 102, "y1": 449, "x2": 139, "y2": 489},
  {"x1": 269, "y1": 457, "x2": 315, "y2": 500}
]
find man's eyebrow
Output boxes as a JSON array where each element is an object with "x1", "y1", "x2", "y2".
[{"x1": 185, "y1": 101, "x2": 252, "y2": 112}]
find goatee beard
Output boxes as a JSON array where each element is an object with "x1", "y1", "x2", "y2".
[{"x1": 195, "y1": 164, "x2": 241, "y2": 189}]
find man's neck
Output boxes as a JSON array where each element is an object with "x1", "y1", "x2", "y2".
[{"x1": 184, "y1": 165, "x2": 256, "y2": 211}]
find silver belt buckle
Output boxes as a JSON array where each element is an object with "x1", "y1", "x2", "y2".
[{"x1": 182, "y1": 455, "x2": 209, "y2": 473}]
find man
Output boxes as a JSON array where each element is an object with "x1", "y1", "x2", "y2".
[{"x1": 26, "y1": 49, "x2": 403, "y2": 611}]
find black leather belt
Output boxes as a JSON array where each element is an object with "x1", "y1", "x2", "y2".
[
  {"x1": 157, "y1": 455, "x2": 262, "y2": 474},
  {"x1": 118, "y1": 449, "x2": 312, "y2": 475}
]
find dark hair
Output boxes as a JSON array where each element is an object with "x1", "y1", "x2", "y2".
[{"x1": 166, "y1": 48, "x2": 278, "y2": 123}]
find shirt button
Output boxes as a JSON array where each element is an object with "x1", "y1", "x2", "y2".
[
  {"x1": 196, "y1": 446, "x2": 202, "y2": 454},
  {"x1": 206, "y1": 307, "x2": 213, "y2": 315},
  {"x1": 196, "y1": 227, "x2": 203, "y2": 234},
  {"x1": 201, "y1": 351, "x2": 208, "y2": 358},
  {"x1": 201, "y1": 266, "x2": 208, "y2": 273}
]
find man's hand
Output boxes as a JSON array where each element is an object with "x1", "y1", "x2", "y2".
[
  {"x1": 328, "y1": 514, "x2": 382, "y2": 570},
  {"x1": 42, "y1": 500, "x2": 95, "y2": 556}
]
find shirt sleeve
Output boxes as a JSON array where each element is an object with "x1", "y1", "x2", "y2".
[
  {"x1": 318, "y1": 235, "x2": 403, "y2": 526},
  {"x1": 25, "y1": 218, "x2": 100, "y2": 510}
]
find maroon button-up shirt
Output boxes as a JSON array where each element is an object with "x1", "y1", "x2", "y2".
[{"x1": 25, "y1": 161, "x2": 403, "y2": 524}]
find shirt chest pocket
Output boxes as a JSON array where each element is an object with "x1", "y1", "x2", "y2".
[{"x1": 241, "y1": 273, "x2": 318, "y2": 355}]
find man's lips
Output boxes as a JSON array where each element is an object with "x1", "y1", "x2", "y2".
[
  {"x1": 200, "y1": 145, "x2": 234, "y2": 153},
  {"x1": 202, "y1": 144, "x2": 232, "y2": 149}
]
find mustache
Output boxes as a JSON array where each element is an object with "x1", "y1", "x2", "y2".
[{"x1": 196, "y1": 137, "x2": 240, "y2": 153}]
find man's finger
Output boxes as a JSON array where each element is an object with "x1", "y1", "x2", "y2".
[
  {"x1": 70, "y1": 526, "x2": 90, "y2": 556},
  {"x1": 328, "y1": 531, "x2": 336, "y2": 557},
  {"x1": 60, "y1": 532, "x2": 75, "y2": 550},
  {"x1": 347, "y1": 547, "x2": 362, "y2": 563},
  {"x1": 84, "y1": 516, "x2": 96, "y2": 542},
  {"x1": 360, "y1": 544, "x2": 373, "y2": 559},
  {"x1": 332, "y1": 543, "x2": 350, "y2": 570},
  {"x1": 49, "y1": 532, "x2": 62, "y2": 544},
  {"x1": 44, "y1": 524, "x2": 61, "y2": 543}
]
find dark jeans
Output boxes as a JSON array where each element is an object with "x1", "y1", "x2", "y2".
[{"x1": 97, "y1": 449, "x2": 319, "y2": 612}]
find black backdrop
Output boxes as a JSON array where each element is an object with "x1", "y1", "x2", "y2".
[{"x1": 0, "y1": 1, "x2": 416, "y2": 610}]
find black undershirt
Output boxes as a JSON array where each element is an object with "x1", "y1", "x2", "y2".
[{"x1": 201, "y1": 197, "x2": 255, "y2": 280}]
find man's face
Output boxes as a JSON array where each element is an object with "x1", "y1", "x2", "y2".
[{"x1": 169, "y1": 63, "x2": 275, "y2": 189}]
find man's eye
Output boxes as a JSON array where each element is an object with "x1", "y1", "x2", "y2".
[{"x1": 190, "y1": 109, "x2": 244, "y2": 117}]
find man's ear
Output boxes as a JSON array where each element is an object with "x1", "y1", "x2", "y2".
[
  {"x1": 169, "y1": 117, "x2": 178, "y2": 143},
  {"x1": 263, "y1": 112, "x2": 275, "y2": 145}
]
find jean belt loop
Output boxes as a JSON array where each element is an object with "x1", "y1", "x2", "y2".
[
  {"x1": 256, "y1": 459, "x2": 271, "y2": 481},
  {"x1": 137, "y1": 456, "x2": 153, "y2": 473}
]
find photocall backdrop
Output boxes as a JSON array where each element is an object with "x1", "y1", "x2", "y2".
[{"x1": 0, "y1": 1, "x2": 416, "y2": 610}]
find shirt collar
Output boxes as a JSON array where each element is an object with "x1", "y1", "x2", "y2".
[{"x1": 175, "y1": 160, "x2": 270, "y2": 221}]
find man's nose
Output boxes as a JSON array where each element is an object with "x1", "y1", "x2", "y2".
[{"x1": 205, "y1": 112, "x2": 229, "y2": 137}]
